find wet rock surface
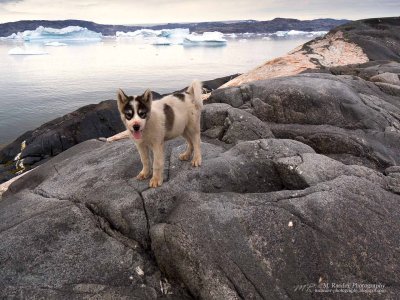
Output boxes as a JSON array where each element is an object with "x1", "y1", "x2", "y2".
[{"x1": 1, "y1": 133, "x2": 399, "y2": 298}]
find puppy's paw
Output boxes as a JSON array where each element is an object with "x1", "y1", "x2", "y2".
[
  {"x1": 136, "y1": 170, "x2": 150, "y2": 180},
  {"x1": 179, "y1": 152, "x2": 191, "y2": 161},
  {"x1": 149, "y1": 176, "x2": 163, "y2": 188},
  {"x1": 191, "y1": 157, "x2": 202, "y2": 167}
]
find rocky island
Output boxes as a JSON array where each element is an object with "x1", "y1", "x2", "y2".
[{"x1": 0, "y1": 17, "x2": 399, "y2": 299}]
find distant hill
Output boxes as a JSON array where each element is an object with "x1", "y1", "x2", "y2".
[{"x1": 0, "y1": 18, "x2": 349, "y2": 37}]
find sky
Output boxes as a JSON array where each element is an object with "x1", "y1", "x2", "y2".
[{"x1": 0, "y1": 0, "x2": 399, "y2": 24}]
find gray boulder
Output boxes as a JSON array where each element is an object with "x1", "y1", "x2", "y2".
[
  {"x1": 151, "y1": 175, "x2": 399, "y2": 299},
  {"x1": 201, "y1": 103, "x2": 274, "y2": 144},
  {"x1": 1, "y1": 139, "x2": 192, "y2": 299},
  {"x1": 1, "y1": 137, "x2": 399, "y2": 299},
  {"x1": 0, "y1": 100, "x2": 125, "y2": 184},
  {"x1": 208, "y1": 71, "x2": 400, "y2": 170},
  {"x1": 332, "y1": 17, "x2": 400, "y2": 62},
  {"x1": 370, "y1": 72, "x2": 400, "y2": 86}
]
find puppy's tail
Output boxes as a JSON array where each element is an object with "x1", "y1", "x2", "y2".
[{"x1": 187, "y1": 80, "x2": 203, "y2": 110}]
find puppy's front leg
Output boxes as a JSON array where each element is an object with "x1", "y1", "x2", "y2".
[
  {"x1": 191, "y1": 130, "x2": 202, "y2": 167},
  {"x1": 149, "y1": 143, "x2": 164, "y2": 188},
  {"x1": 136, "y1": 143, "x2": 151, "y2": 180}
]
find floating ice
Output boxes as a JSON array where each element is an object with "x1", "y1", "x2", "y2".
[
  {"x1": 8, "y1": 47, "x2": 48, "y2": 55},
  {"x1": 45, "y1": 41, "x2": 68, "y2": 46},
  {"x1": 0, "y1": 33, "x2": 18, "y2": 40},
  {"x1": 225, "y1": 33, "x2": 237, "y2": 39},
  {"x1": 117, "y1": 28, "x2": 190, "y2": 45},
  {"x1": 242, "y1": 32, "x2": 256, "y2": 37},
  {"x1": 116, "y1": 28, "x2": 226, "y2": 46},
  {"x1": 116, "y1": 29, "x2": 159, "y2": 38},
  {"x1": 152, "y1": 37, "x2": 172, "y2": 45},
  {"x1": 3, "y1": 26, "x2": 102, "y2": 42},
  {"x1": 159, "y1": 28, "x2": 189, "y2": 39},
  {"x1": 183, "y1": 32, "x2": 227, "y2": 45},
  {"x1": 272, "y1": 30, "x2": 327, "y2": 38}
]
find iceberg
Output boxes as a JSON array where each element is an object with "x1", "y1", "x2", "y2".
[
  {"x1": 183, "y1": 32, "x2": 227, "y2": 45},
  {"x1": 225, "y1": 33, "x2": 238, "y2": 39},
  {"x1": 272, "y1": 30, "x2": 327, "y2": 38},
  {"x1": 116, "y1": 29, "x2": 160, "y2": 38},
  {"x1": 116, "y1": 28, "x2": 228, "y2": 46},
  {"x1": 308, "y1": 31, "x2": 328, "y2": 37},
  {"x1": 3, "y1": 26, "x2": 102, "y2": 42},
  {"x1": 117, "y1": 28, "x2": 190, "y2": 45},
  {"x1": 45, "y1": 41, "x2": 68, "y2": 46},
  {"x1": 152, "y1": 37, "x2": 172, "y2": 45},
  {"x1": 8, "y1": 47, "x2": 48, "y2": 55},
  {"x1": 0, "y1": 33, "x2": 18, "y2": 40},
  {"x1": 159, "y1": 28, "x2": 189, "y2": 38}
]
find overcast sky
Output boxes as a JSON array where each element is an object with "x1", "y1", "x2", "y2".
[{"x1": 1, "y1": 0, "x2": 399, "y2": 24}]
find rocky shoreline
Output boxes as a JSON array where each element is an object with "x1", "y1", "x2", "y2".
[
  {"x1": 222, "y1": 17, "x2": 400, "y2": 87},
  {"x1": 0, "y1": 17, "x2": 400, "y2": 299},
  {"x1": 0, "y1": 74, "x2": 239, "y2": 184}
]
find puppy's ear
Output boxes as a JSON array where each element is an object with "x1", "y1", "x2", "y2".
[
  {"x1": 142, "y1": 89, "x2": 153, "y2": 103},
  {"x1": 117, "y1": 89, "x2": 129, "y2": 111}
]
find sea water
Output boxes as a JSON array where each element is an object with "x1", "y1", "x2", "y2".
[{"x1": 0, "y1": 36, "x2": 314, "y2": 145}]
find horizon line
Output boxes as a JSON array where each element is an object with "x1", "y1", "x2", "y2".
[{"x1": 0, "y1": 16, "x2": 357, "y2": 27}]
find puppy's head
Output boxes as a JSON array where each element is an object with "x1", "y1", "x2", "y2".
[{"x1": 117, "y1": 88, "x2": 152, "y2": 140}]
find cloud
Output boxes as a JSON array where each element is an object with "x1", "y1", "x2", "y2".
[
  {"x1": 0, "y1": 0, "x2": 22, "y2": 3},
  {"x1": 0, "y1": 0, "x2": 399, "y2": 24}
]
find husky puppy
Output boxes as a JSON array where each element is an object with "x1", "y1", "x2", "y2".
[{"x1": 117, "y1": 81, "x2": 203, "y2": 188}]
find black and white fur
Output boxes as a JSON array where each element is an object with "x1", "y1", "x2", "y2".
[{"x1": 117, "y1": 81, "x2": 203, "y2": 188}]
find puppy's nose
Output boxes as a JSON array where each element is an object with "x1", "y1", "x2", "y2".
[{"x1": 133, "y1": 124, "x2": 140, "y2": 132}]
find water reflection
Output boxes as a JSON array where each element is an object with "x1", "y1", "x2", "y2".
[{"x1": 0, "y1": 37, "x2": 312, "y2": 144}]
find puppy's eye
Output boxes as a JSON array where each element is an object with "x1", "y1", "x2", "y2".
[
  {"x1": 138, "y1": 111, "x2": 147, "y2": 119},
  {"x1": 124, "y1": 109, "x2": 133, "y2": 120}
]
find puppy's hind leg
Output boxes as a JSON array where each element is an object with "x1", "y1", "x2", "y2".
[
  {"x1": 136, "y1": 143, "x2": 151, "y2": 180},
  {"x1": 179, "y1": 132, "x2": 193, "y2": 161},
  {"x1": 149, "y1": 143, "x2": 164, "y2": 188}
]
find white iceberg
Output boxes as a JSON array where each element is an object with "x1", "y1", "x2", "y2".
[
  {"x1": 152, "y1": 37, "x2": 172, "y2": 45},
  {"x1": 224, "y1": 33, "x2": 237, "y2": 39},
  {"x1": 116, "y1": 29, "x2": 159, "y2": 38},
  {"x1": 183, "y1": 32, "x2": 227, "y2": 45},
  {"x1": 0, "y1": 33, "x2": 18, "y2": 40},
  {"x1": 8, "y1": 47, "x2": 48, "y2": 55},
  {"x1": 117, "y1": 28, "x2": 190, "y2": 45},
  {"x1": 3, "y1": 26, "x2": 102, "y2": 42},
  {"x1": 242, "y1": 32, "x2": 255, "y2": 37},
  {"x1": 116, "y1": 28, "x2": 227, "y2": 46},
  {"x1": 45, "y1": 41, "x2": 68, "y2": 46},
  {"x1": 308, "y1": 31, "x2": 328, "y2": 37},
  {"x1": 272, "y1": 30, "x2": 327, "y2": 38}
]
